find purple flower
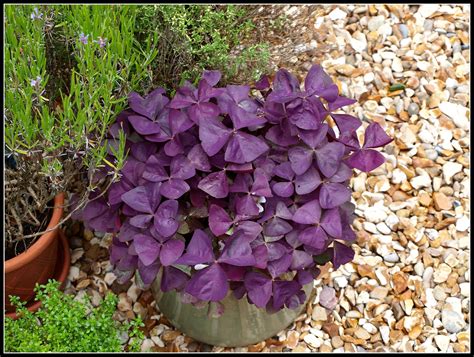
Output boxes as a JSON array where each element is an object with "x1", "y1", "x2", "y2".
[
  {"x1": 79, "y1": 32, "x2": 89, "y2": 45},
  {"x1": 30, "y1": 7, "x2": 43, "y2": 20},
  {"x1": 94, "y1": 36, "x2": 107, "y2": 48},
  {"x1": 30, "y1": 75, "x2": 41, "y2": 87}
]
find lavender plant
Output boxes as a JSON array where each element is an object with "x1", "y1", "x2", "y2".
[
  {"x1": 4, "y1": 5, "x2": 157, "y2": 251},
  {"x1": 74, "y1": 65, "x2": 393, "y2": 314}
]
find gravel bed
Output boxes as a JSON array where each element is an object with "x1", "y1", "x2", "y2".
[{"x1": 64, "y1": 4, "x2": 470, "y2": 352}]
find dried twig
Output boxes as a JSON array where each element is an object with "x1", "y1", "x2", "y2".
[
  {"x1": 9, "y1": 206, "x2": 23, "y2": 237},
  {"x1": 19, "y1": 172, "x2": 118, "y2": 240}
]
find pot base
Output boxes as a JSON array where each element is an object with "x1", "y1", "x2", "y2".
[
  {"x1": 151, "y1": 277, "x2": 314, "y2": 347},
  {"x1": 5, "y1": 229, "x2": 71, "y2": 320}
]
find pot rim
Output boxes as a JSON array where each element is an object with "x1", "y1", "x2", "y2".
[{"x1": 5, "y1": 192, "x2": 65, "y2": 272}]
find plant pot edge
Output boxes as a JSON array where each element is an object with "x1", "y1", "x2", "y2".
[
  {"x1": 5, "y1": 229, "x2": 71, "y2": 320},
  {"x1": 5, "y1": 192, "x2": 65, "y2": 272},
  {"x1": 5, "y1": 192, "x2": 70, "y2": 314}
]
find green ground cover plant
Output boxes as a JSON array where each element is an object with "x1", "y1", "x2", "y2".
[{"x1": 5, "y1": 280, "x2": 145, "y2": 352}]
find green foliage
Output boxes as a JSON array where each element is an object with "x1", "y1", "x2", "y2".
[
  {"x1": 4, "y1": 5, "x2": 159, "y2": 194},
  {"x1": 136, "y1": 5, "x2": 270, "y2": 88},
  {"x1": 5, "y1": 280, "x2": 144, "y2": 352}
]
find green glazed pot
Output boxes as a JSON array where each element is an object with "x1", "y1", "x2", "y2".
[{"x1": 151, "y1": 274, "x2": 314, "y2": 347}]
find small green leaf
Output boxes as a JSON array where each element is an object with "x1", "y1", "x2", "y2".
[{"x1": 389, "y1": 83, "x2": 406, "y2": 92}]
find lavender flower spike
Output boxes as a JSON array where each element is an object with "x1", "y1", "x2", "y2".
[
  {"x1": 94, "y1": 36, "x2": 107, "y2": 48},
  {"x1": 30, "y1": 75, "x2": 41, "y2": 87},
  {"x1": 79, "y1": 32, "x2": 89, "y2": 45},
  {"x1": 30, "y1": 7, "x2": 43, "y2": 20}
]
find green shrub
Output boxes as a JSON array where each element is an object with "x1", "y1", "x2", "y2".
[
  {"x1": 5, "y1": 280, "x2": 144, "y2": 352},
  {"x1": 135, "y1": 5, "x2": 271, "y2": 89}
]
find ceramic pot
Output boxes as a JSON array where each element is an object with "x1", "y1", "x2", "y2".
[{"x1": 151, "y1": 273, "x2": 313, "y2": 347}]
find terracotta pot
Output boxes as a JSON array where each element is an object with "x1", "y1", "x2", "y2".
[
  {"x1": 151, "y1": 272, "x2": 314, "y2": 347},
  {"x1": 5, "y1": 193, "x2": 70, "y2": 317}
]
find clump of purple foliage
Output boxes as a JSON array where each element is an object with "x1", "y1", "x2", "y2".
[{"x1": 73, "y1": 65, "x2": 392, "y2": 314}]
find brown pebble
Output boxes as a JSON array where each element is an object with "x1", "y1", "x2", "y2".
[
  {"x1": 392, "y1": 272, "x2": 409, "y2": 294},
  {"x1": 139, "y1": 290, "x2": 154, "y2": 306},
  {"x1": 85, "y1": 244, "x2": 108, "y2": 261},
  {"x1": 331, "y1": 336, "x2": 344, "y2": 349},
  {"x1": 357, "y1": 264, "x2": 376, "y2": 279},
  {"x1": 418, "y1": 192, "x2": 432, "y2": 207},
  {"x1": 432, "y1": 192, "x2": 452, "y2": 210},
  {"x1": 322, "y1": 322, "x2": 340, "y2": 338},
  {"x1": 434, "y1": 217, "x2": 457, "y2": 230},
  {"x1": 412, "y1": 157, "x2": 435, "y2": 168},
  {"x1": 406, "y1": 77, "x2": 420, "y2": 89},
  {"x1": 320, "y1": 344, "x2": 333, "y2": 352},
  {"x1": 83, "y1": 229, "x2": 94, "y2": 241},
  {"x1": 248, "y1": 341, "x2": 266, "y2": 352},
  {"x1": 162, "y1": 330, "x2": 182, "y2": 342},
  {"x1": 76, "y1": 278, "x2": 91, "y2": 290},
  {"x1": 392, "y1": 190, "x2": 411, "y2": 201}
]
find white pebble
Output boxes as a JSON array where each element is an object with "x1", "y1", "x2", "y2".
[
  {"x1": 391, "y1": 57, "x2": 403, "y2": 72},
  {"x1": 434, "y1": 335, "x2": 451, "y2": 353},
  {"x1": 350, "y1": 32, "x2": 367, "y2": 53},
  {"x1": 410, "y1": 171, "x2": 431, "y2": 189},
  {"x1": 379, "y1": 325, "x2": 390, "y2": 344},
  {"x1": 141, "y1": 339, "x2": 155, "y2": 352},
  {"x1": 433, "y1": 263, "x2": 452, "y2": 283},
  {"x1": 456, "y1": 216, "x2": 470, "y2": 232},
  {"x1": 328, "y1": 8, "x2": 347, "y2": 20},
  {"x1": 385, "y1": 214, "x2": 399, "y2": 230},
  {"x1": 442, "y1": 162, "x2": 463, "y2": 184},
  {"x1": 418, "y1": 4, "x2": 439, "y2": 18},
  {"x1": 417, "y1": 61, "x2": 431, "y2": 71},
  {"x1": 363, "y1": 72, "x2": 375, "y2": 83},
  {"x1": 363, "y1": 222, "x2": 377, "y2": 234},
  {"x1": 439, "y1": 102, "x2": 470, "y2": 130},
  {"x1": 67, "y1": 266, "x2": 80, "y2": 282},
  {"x1": 303, "y1": 334, "x2": 322, "y2": 348},
  {"x1": 459, "y1": 283, "x2": 470, "y2": 297},
  {"x1": 376, "y1": 222, "x2": 391, "y2": 234},
  {"x1": 334, "y1": 276, "x2": 348, "y2": 288},
  {"x1": 104, "y1": 272, "x2": 117, "y2": 286},
  {"x1": 363, "y1": 323, "x2": 377, "y2": 334},
  {"x1": 364, "y1": 206, "x2": 388, "y2": 223},
  {"x1": 383, "y1": 252, "x2": 399, "y2": 263},
  {"x1": 391, "y1": 168, "x2": 407, "y2": 184}
]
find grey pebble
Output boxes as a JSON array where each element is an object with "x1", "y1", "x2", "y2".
[
  {"x1": 69, "y1": 237, "x2": 84, "y2": 249},
  {"x1": 384, "y1": 252, "x2": 399, "y2": 263},
  {"x1": 407, "y1": 102, "x2": 419, "y2": 115},
  {"x1": 423, "y1": 20, "x2": 433, "y2": 31},
  {"x1": 399, "y1": 24, "x2": 409, "y2": 38},
  {"x1": 442, "y1": 310, "x2": 466, "y2": 333},
  {"x1": 95, "y1": 230, "x2": 106, "y2": 238},
  {"x1": 425, "y1": 149, "x2": 439, "y2": 161},
  {"x1": 453, "y1": 44, "x2": 462, "y2": 54}
]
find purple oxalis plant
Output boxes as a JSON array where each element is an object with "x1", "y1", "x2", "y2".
[{"x1": 73, "y1": 65, "x2": 392, "y2": 315}]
